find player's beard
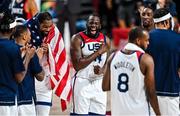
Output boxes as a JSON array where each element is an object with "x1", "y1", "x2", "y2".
[
  {"x1": 86, "y1": 27, "x2": 100, "y2": 38},
  {"x1": 41, "y1": 31, "x2": 49, "y2": 37},
  {"x1": 142, "y1": 20, "x2": 151, "y2": 29}
]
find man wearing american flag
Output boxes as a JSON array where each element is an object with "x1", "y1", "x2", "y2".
[{"x1": 26, "y1": 12, "x2": 71, "y2": 116}]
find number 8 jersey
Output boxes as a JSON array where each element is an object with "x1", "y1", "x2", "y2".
[{"x1": 110, "y1": 50, "x2": 150, "y2": 115}]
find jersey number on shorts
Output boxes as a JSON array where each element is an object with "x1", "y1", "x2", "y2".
[{"x1": 118, "y1": 73, "x2": 129, "y2": 92}]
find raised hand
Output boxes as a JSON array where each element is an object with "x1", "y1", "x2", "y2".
[
  {"x1": 26, "y1": 45, "x2": 36, "y2": 59},
  {"x1": 94, "y1": 65, "x2": 102, "y2": 75},
  {"x1": 36, "y1": 47, "x2": 44, "y2": 60},
  {"x1": 41, "y1": 43, "x2": 48, "y2": 55}
]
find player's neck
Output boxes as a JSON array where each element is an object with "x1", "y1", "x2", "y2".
[
  {"x1": 143, "y1": 25, "x2": 154, "y2": 32},
  {"x1": 156, "y1": 26, "x2": 168, "y2": 30},
  {"x1": 0, "y1": 33, "x2": 11, "y2": 39},
  {"x1": 85, "y1": 30, "x2": 99, "y2": 38},
  {"x1": 155, "y1": 24, "x2": 168, "y2": 30},
  {"x1": 122, "y1": 49, "x2": 135, "y2": 55},
  {"x1": 15, "y1": 39, "x2": 25, "y2": 46}
]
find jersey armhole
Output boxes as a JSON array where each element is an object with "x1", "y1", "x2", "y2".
[
  {"x1": 136, "y1": 51, "x2": 144, "y2": 64},
  {"x1": 79, "y1": 34, "x2": 85, "y2": 48},
  {"x1": 109, "y1": 51, "x2": 117, "y2": 64},
  {"x1": 103, "y1": 34, "x2": 107, "y2": 44}
]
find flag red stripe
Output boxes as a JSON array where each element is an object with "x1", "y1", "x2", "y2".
[
  {"x1": 47, "y1": 26, "x2": 72, "y2": 111},
  {"x1": 50, "y1": 78, "x2": 55, "y2": 89},
  {"x1": 54, "y1": 75, "x2": 60, "y2": 81},
  {"x1": 67, "y1": 88, "x2": 72, "y2": 102},
  {"x1": 53, "y1": 33, "x2": 62, "y2": 58},
  {"x1": 61, "y1": 99, "x2": 67, "y2": 111},
  {"x1": 55, "y1": 49, "x2": 66, "y2": 74},
  {"x1": 55, "y1": 65, "x2": 70, "y2": 96}
]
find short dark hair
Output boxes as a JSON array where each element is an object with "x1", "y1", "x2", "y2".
[
  {"x1": 0, "y1": 10, "x2": 15, "y2": 33},
  {"x1": 128, "y1": 27, "x2": 145, "y2": 42},
  {"x1": 153, "y1": 8, "x2": 170, "y2": 25},
  {"x1": 13, "y1": 25, "x2": 28, "y2": 39},
  {"x1": 88, "y1": 12, "x2": 101, "y2": 21},
  {"x1": 153, "y1": 8, "x2": 169, "y2": 19},
  {"x1": 37, "y1": 12, "x2": 52, "y2": 24}
]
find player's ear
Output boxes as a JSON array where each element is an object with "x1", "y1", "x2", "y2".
[
  {"x1": 136, "y1": 38, "x2": 141, "y2": 45},
  {"x1": 99, "y1": 23, "x2": 102, "y2": 29},
  {"x1": 23, "y1": 33, "x2": 27, "y2": 41}
]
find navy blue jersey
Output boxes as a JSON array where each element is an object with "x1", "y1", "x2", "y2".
[
  {"x1": 0, "y1": 39, "x2": 25, "y2": 105},
  {"x1": 17, "y1": 45, "x2": 42, "y2": 105},
  {"x1": 25, "y1": 14, "x2": 44, "y2": 48},
  {"x1": 147, "y1": 29, "x2": 180, "y2": 97}
]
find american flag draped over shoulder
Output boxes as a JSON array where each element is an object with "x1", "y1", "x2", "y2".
[
  {"x1": 26, "y1": 17, "x2": 72, "y2": 111},
  {"x1": 44, "y1": 25, "x2": 72, "y2": 111}
]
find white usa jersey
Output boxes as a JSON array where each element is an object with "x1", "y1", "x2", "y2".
[
  {"x1": 76, "y1": 32, "x2": 107, "y2": 80},
  {"x1": 110, "y1": 50, "x2": 150, "y2": 115}
]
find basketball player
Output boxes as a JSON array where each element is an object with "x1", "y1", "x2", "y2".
[
  {"x1": 0, "y1": 10, "x2": 34, "y2": 115},
  {"x1": 102, "y1": 27, "x2": 161, "y2": 115},
  {"x1": 13, "y1": 25, "x2": 44, "y2": 116},
  {"x1": 140, "y1": 6, "x2": 154, "y2": 32},
  {"x1": 70, "y1": 13, "x2": 111, "y2": 115},
  {"x1": 147, "y1": 8, "x2": 180, "y2": 115},
  {"x1": 12, "y1": 0, "x2": 38, "y2": 20},
  {"x1": 26, "y1": 12, "x2": 63, "y2": 116}
]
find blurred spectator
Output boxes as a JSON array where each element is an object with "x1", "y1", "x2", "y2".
[
  {"x1": 76, "y1": 0, "x2": 96, "y2": 32},
  {"x1": 112, "y1": 28, "x2": 129, "y2": 49},
  {"x1": 151, "y1": 0, "x2": 177, "y2": 16},
  {"x1": 116, "y1": 0, "x2": 136, "y2": 28},
  {"x1": 143, "y1": 0, "x2": 156, "y2": 7},
  {"x1": 12, "y1": 0, "x2": 38, "y2": 20},
  {"x1": 98, "y1": 0, "x2": 118, "y2": 37},
  {"x1": 55, "y1": 0, "x2": 81, "y2": 37},
  {"x1": 0, "y1": 0, "x2": 12, "y2": 12},
  {"x1": 172, "y1": 0, "x2": 179, "y2": 21},
  {"x1": 41, "y1": 1, "x2": 57, "y2": 22}
]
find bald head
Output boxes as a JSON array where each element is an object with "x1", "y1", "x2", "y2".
[{"x1": 129, "y1": 27, "x2": 149, "y2": 50}]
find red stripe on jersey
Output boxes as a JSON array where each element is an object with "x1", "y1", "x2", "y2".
[{"x1": 79, "y1": 32, "x2": 105, "y2": 43}]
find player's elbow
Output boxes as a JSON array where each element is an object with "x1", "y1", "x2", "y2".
[
  {"x1": 74, "y1": 67, "x2": 81, "y2": 71},
  {"x1": 73, "y1": 64, "x2": 83, "y2": 71},
  {"x1": 35, "y1": 71, "x2": 45, "y2": 81},
  {"x1": 102, "y1": 84, "x2": 110, "y2": 91},
  {"x1": 15, "y1": 72, "x2": 25, "y2": 83}
]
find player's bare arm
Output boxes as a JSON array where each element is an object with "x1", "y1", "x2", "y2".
[
  {"x1": 140, "y1": 53, "x2": 161, "y2": 115},
  {"x1": 70, "y1": 34, "x2": 109, "y2": 71},
  {"x1": 94, "y1": 36, "x2": 111, "y2": 75},
  {"x1": 102, "y1": 52, "x2": 114, "y2": 91}
]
